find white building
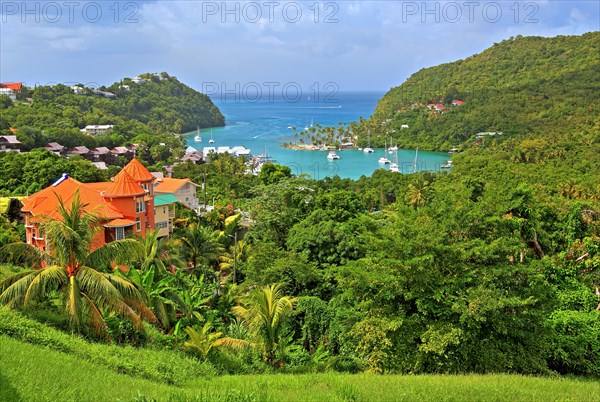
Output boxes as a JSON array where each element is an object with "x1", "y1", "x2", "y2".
[
  {"x1": 81, "y1": 125, "x2": 114, "y2": 136},
  {"x1": 0, "y1": 88, "x2": 16, "y2": 101}
]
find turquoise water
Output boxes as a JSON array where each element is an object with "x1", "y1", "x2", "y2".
[{"x1": 185, "y1": 93, "x2": 450, "y2": 180}]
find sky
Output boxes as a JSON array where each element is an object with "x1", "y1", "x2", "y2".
[{"x1": 0, "y1": 1, "x2": 598, "y2": 94}]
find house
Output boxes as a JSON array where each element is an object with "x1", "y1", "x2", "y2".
[
  {"x1": 0, "y1": 82, "x2": 22, "y2": 101},
  {"x1": 0, "y1": 88, "x2": 16, "y2": 101},
  {"x1": 181, "y1": 151, "x2": 203, "y2": 164},
  {"x1": 81, "y1": 125, "x2": 114, "y2": 136},
  {"x1": 154, "y1": 194, "x2": 178, "y2": 238},
  {"x1": 230, "y1": 146, "x2": 251, "y2": 157},
  {"x1": 154, "y1": 177, "x2": 200, "y2": 210},
  {"x1": 91, "y1": 89, "x2": 116, "y2": 98},
  {"x1": 475, "y1": 132, "x2": 503, "y2": 139},
  {"x1": 131, "y1": 76, "x2": 147, "y2": 84},
  {"x1": 21, "y1": 158, "x2": 156, "y2": 252},
  {"x1": 426, "y1": 103, "x2": 445, "y2": 112},
  {"x1": 111, "y1": 146, "x2": 134, "y2": 161},
  {"x1": 92, "y1": 162, "x2": 109, "y2": 170},
  {"x1": 67, "y1": 146, "x2": 90, "y2": 158},
  {"x1": 44, "y1": 142, "x2": 66, "y2": 155},
  {"x1": 72, "y1": 86, "x2": 85, "y2": 95},
  {"x1": 90, "y1": 147, "x2": 114, "y2": 163},
  {"x1": 452, "y1": 100, "x2": 464, "y2": 106},
  {"x1": 0, "y1": 135, "x2": 21, "y2": 152}
]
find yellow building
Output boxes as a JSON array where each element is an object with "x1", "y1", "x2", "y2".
[{"x1": 153, "y1": 194, "x2": 177, "y2": 238}]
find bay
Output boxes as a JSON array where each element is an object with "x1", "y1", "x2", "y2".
[{"x1": 185, "y1": 92, "x2": 450, "y2": 180}]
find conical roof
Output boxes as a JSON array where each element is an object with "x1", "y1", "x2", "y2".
[
  {"x1": 104, "y1": 169, "x2": 145, "y2": 198},
  {"x1": 122, "y1": 158, "x2": 154, "y2": 182}
]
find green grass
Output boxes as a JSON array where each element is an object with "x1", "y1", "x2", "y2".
[{"x1": 1, "y1": 332, "x2": 598, "y2": 402}]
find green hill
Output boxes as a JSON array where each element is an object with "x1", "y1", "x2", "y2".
[
  {"x1": 0, "y1": 72, "x2": 224, "y2": 152},
  {"x1": 363, "y1": 32, "x2": 600, "y2": 151}
]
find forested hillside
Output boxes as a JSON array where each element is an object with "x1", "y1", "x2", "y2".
[
  {"x1": 360, "y1": 32, "x2": 600, "y2": 151},
  {"x1": 0, "y1": 72, "x2": 224, "y2": 155}
]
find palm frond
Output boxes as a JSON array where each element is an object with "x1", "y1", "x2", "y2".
[
  {"x1": 87, "y1": 239, "x2": 144, "y2": 272},
  {"x1": 80, "y1": 291, "x2": 111, "y2": 342},
  {"x1": 0, "y1": 242, "x2": 53, "y2": 268},
  {"x1": 0, "y1": 270, "x2": 41, "y2": 308},
  {"x1": 24, "y1": 265, "x2": 67, "y2": 306}
]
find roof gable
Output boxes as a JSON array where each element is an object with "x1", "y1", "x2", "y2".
[{"x1": 122, "y1": 158, "x2": 154, "y2": 182}]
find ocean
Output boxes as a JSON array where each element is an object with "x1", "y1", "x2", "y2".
[{"x1": 185, "y1": 92, "x2": 450, "y2": 180}]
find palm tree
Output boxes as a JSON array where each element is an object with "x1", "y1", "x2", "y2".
[
  {"x1": 0, "y1": 193, "x2": 156, "y2": 340},
  {"x1": 136, "y1": 229, "x2": 183, "y2": 275},
  {"x1": 218, "y1": 240, "x2": 252, "y2": 280},
  {"x1": 178, "y1": 223, "x2": 224, "y2": 274},
  {"x1": 183, "y1": 321, "x2": 248, "y2": 359},
  {"x1": 232, "y1": 284, "x2": 297, "y2": 366},
  {"x1": 405, "y1": 177, "x2": 430, "y2": 209}
]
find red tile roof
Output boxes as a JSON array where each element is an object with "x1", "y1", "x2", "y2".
[
  {"x1": 1, "y1": 82, "x2": 22, "y2": 91},
  {"x1": 154, "y1": 177, "x2": 198, "y2": 194},
  {"x1": 104, "y1": 170, "x2": 145, "y2": 198},
  {"x1": 122, "y1": 158, "x2": 154, "y2": 182},
  {"x1": 21, "y1": 176, "x2": 123, "y2": 221}
]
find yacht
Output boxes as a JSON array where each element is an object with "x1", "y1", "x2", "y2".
[
  {"x1": 441, "y1": 160, "x2": 453, "y2": 169},
  {"x1": 208, "y1": 129, "x2": 215, "y2": 144},
  {"x1": 389, "y1": 149, "x2": 399, "y2": 172},
  {"x1": 388, "y1": 135, "x2": 398, "y2": 153},
  {"x1": 327, "y1": 151, "x2": 340, "y2": 160},
  {"x1": 194, "y1": 126, "x2": 202, "y2": 142},
  {"x1": 378, "y1": 141, "x2": 391, "y2": 164},
  {"x1": 363, "y1": 130, "x2": 374, "y2": 153}
]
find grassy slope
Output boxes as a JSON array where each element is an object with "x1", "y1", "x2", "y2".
[{"x1": 1, "y1": 335, "x2": 599, "y2": 402}]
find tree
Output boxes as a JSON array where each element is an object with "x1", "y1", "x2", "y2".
[
  {"x1": 405, "y1": 176, "x2": 430, "y2": 209},
  {"x1": 0, "y1": 193, "x2": 155, "y2": 340},
  {"x1": 178, "y1": 223, "x2": 224, "y2": 274},
  {"x1": 232, "y1": 284, "x2": 297, "y2": 366},
  {"x1": 183, "y1": 321, "x2": 248, "y2": 359}
]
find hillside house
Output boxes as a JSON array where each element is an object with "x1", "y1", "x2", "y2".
[
  {"x1": 0, "y1": 136, "x2": 21, "y2": 152},
  {"x1": 154, "y1": 177, "x2": 200, "y2": 210}
]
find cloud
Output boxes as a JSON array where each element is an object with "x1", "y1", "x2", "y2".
[{"x1": 0, "y1": 0, "x2": 597, "y2": 90}]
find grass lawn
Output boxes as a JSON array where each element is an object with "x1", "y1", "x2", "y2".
[{"x1": 1, "y1": 334, "x2": 598, "y2": 402}]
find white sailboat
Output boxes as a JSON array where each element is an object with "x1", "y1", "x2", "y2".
[
  {"x1": 208, "y1": 129, "x2": 215, "y2": 144},
  {"x1": 390, "y1": 149, "x2": 399, "y2": 172},
  {"x1": 363, "y1": 130, "x2": 374, "y2": 153},
  {"x1": 378, "y1": 141, "x2": 391, "y2": 164},
  {"x1": 194, "y1": 126, "x2": 202, "y2": 142},
  {"x1": 304, "y1": 117, "x2": 309, "y2": 131},
  {"x1": 412, "y1": 147, "x2": 419, "y2": 173},
  {"x1": 388, "y1": 135, "x2": 398, "y2": 153}
]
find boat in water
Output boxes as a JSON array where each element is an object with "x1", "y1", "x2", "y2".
[
  {"x1": 208, "y1": 129, "x2": 215, "y2": 144},
  {"x1": 327, "y1": 151, "x2": 340, "y2": 160},
  {"x1": 363, "y1": 130, "x2": 374, "y2": 153},
  {"x1": 441, "y1": 160, "x2": 453, "y2": 169},
  {"x1": 378, "y1": 141, "x2": 391, "y2": 164},
  {"x1": 194, "y1": 126, "x2": 202, "y2": 142}
]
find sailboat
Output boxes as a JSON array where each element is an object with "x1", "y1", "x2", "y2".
[
  {"x1": 363, "y1": 130, "x2": 374, "y2": 153},
  {"x1": 390, "y1": 149, "x2": 399, "y2": 172},
  {"x1": 310, "y1": 118, "x2": 314, "y2": 128},
  {"x1": 378, "y1": 141, "x2": 391, "y2": 164},
  {"x1": 304, "y1": 117, "x2": 309, "y2": 131},
  {"x1": 208, "y1": 129, "x2": 215, "y2": 144},
  {"x1": 412, "y1": 147, "x2": 419, "y2": 173},
  {"x1": 194, "y1": 126, "x2": 202, "y2": 142},
  {"x1": 388, "y1": 135, "x2": 398, "y2": 153}
]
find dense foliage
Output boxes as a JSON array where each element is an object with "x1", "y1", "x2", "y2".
[
  {"x1": 1, "y1": 33, "x2": 599, "y2": 378},
  {"x1": 0, "y1": 72, "x2": 224, "y2": 167}
]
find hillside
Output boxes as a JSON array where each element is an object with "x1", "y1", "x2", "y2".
[
  {"x1": 362, "y1": 32, "x2": 600, "y2": 151},
  {"x1": 0, "y1": 72, "x2": 224, "y2": 152}
]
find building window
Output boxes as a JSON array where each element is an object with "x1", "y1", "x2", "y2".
[
  {"x1": 163, "y1": 207, "x2": 166, "y2": 214},
  {"x1": 156, "y1": 221, "x2": 168, "y2": 230},
  {"x1": 136, "y1": 198, "x2": 145, "y2": 213},
  {"x1": 116, "y1": 227, "x2": 125, "y2": 240},
  {"x1": 136, "y1": 218, "x2": 141, "y2": 232}
]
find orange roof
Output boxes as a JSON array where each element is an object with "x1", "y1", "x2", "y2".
[
  {"x1": 1, "y1": 82, "x2": 22, "y2": 91},
  {"x1": 154, "y1": 177, "x2": 198, "y2": 194},
  {"x1": 103, "y1": 218, "x2": 136, "y2": 227},
  {"x1": 122, "y1": 158, "x2": 154, "y2": 183},
  {"x1": 104, "y1": 170, "x2": 145, "y2": 198},
  {"x1": 21, "y1": 176, "x2": 123, "y2": 221},
  {"x1": 8, "y1": 127, "x2": 17, "y2": 133}
]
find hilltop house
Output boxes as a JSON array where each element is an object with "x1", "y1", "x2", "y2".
[
  {"x1": 67, "y1": 146, "x2": 90, "y2": 158},
  {"x1": 21, "y1": 158, "x2": 157, "y2": 252},
  {"x1": 44, "y1": 142, "x2": 66, "y2": 156},
  {"x1": 154, "y1": 177, "x2": 200, "y2": 210},
  {"x1": 0, "y1": 136, "x2": 21, "y2": 152},
  {"x1": 0, "y1": 82, "x2": 22, "y2": 101},
  {"x1": 81, "y1": 125, "x2": 114, "y2": 136}
]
